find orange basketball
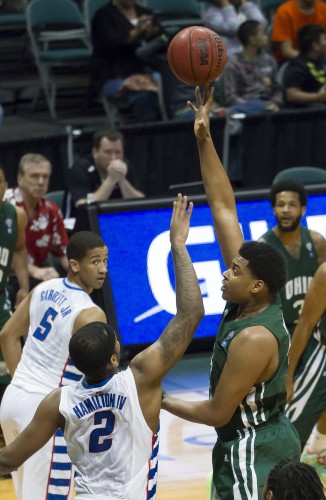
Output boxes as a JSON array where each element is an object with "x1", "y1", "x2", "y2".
[{"x1": 167, "y1": 26, "x2": 227, "y2": 86}]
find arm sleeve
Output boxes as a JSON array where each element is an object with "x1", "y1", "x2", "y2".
[
  {"x1": 283, "y1": 63, "x2": 306, "y2": 89},
  {"x1": 272, "y1": 7, "x2": 293, "y2": 42}
]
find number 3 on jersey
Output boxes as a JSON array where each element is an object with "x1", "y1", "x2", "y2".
[
  {"x1": 89, "y1": 411, "x2": 116, "y2": 453},
  {"x1": 33, "y1": 307, "x2": 58, "y2": 341}
]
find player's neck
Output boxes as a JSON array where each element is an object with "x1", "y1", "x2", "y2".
[
  {"x1": 66, "y1": 273, "x2": 93, "y2": 294},
  {"x1": 85, "y1": 368, "x2": 118, "y2": 385},
  {"x1": 235, "y1": 296, "x2": 273, "y2": 319},
  {"x1": 274, "y1": 225, "x2": 301, "y2": 243}
]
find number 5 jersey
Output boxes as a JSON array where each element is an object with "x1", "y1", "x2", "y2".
[{"x1": 11, "y1": 277, "x2": 100, "y2": 394}]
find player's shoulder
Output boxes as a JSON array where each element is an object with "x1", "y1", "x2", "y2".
[
  {"x1": 315, "y1": 262, "x2": 326, "y2": 281},
  {"x1": 229, "y1": 326, "x2": 278, "y2": 359},
  {"x1": 309, "y1": 228, "x2": 325, "y2": 243},
  {"x1": 309, "y1": 229, "x2": 326, "y2": 259}
]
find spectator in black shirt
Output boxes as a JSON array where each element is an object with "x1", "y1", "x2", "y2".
[
  {"x1": 67, "y1": 129, "x2": 144, "y2": 217},
  {"x1": 283, "y1": 24, "x2": 326, "y2": 108}
]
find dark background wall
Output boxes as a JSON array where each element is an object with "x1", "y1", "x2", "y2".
[{"x1": 1, "y1": 108, "x2": 326, "y2": 195}]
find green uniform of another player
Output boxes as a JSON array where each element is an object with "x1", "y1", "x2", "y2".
[
  {"x1": 0, "y1": 201, "x2": 18, "y2": 385},
  {"x1": 287, "y1": 309, "x2": 326, "y2": 445},
  {"x1": 261, "y1": 227, "x2": 324, "y2": 444},
  {"x1": 261, "y1": 227, "x2": 318, "y2": 335},
  {"x1": 210, "y1": 296, "x2": 301, "y2": 500}
]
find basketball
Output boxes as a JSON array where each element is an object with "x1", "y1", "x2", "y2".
[{"x1": 167, "y1": 26, "x2": 227, "y2": 86}]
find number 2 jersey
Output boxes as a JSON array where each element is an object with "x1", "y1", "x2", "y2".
[
  {"x1": 59, "y1": 367, "x2": 159, "y2": 500},
  {"x1": 11, "y1": 277, "x2": 100, "y2": 395}
]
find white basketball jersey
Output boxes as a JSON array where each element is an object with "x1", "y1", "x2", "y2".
[
  {"x1": 12, "y1": 278, "x2": 100, "y2": 395},
  {"x1": 59, "y1": 367, "x2": 159, "y2": 500}
]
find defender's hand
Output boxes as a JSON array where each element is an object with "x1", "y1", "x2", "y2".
[{"x1": 170, "y1": 193, "x2": 193, "y2": 247}]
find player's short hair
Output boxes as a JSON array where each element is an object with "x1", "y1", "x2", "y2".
[
  {"x1": 265, "y1": 459, "x2": 325, "y2": 499},
  {"x1": 69, "y1": 322, "x2": 116, "y2": 375},
  {"x1": 239, "y1": 241, "x2": 287, "y2": 296},
  {"x1": 18, "y1": 153, "x2": 52, "y2": 175},
  {"x1": 297, "y1": 24, "x2": 325, "y2": 55},
  {"x1": 67, "y1": 231, "x2": 106, "y2": 260},
  {"x1": 238, "y1": 20, "x2": 260, "y2": 46},
  {"x1": 270, "y1": 181, "x2": 307, "y2": 207},
  {"x1": 92, "y1": 129, "x2": 124, "y2": 149}
]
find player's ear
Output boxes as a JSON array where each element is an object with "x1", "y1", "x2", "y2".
[
  {"x1": 110, "y1": 353, "x2": 119, "y2": 367},
  {"x1": 69, "y1": 259, "x2": 79, "y2": 273},
  {"x1": 265, "y1": 490, "x2": 273, "y2": 500},
  {"x1": 251, "y1": 279, "x2": 264, "y2": 294}
]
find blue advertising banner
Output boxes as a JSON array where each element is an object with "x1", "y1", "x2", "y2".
[{"x1": 98, "y1": 193, "x2": 326, "y2": 347}]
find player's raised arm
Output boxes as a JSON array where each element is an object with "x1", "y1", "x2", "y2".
[
  {"x1": 130, "y1": 195, "x2": 204, "y2": 401},
  {"x1": 189, "y1": 86, "x2": 243, "y2": 268},
  {"x1": 286, "y1": 262, "x2": 326, "y2": 402}
]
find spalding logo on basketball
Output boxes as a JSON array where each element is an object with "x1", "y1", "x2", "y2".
[{"x1": 167, "y1": 26, "x2": 227, "y2": 86}]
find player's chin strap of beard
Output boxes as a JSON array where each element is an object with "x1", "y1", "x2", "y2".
[{"x1": 135, "y1": 33, "x2": 170, "y2": 62}]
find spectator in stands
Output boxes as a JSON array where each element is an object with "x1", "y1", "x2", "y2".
[
  {"x1": 223, "y1": 20, "x2": 283, "y2": 110},
  {"x1": 283, "y1": 24, "x2": 326, "y2": 107},
  {"x1": 222, "y1": 20, "x2": 282, "y2": 183},
  {"x1": 4, "y1": 153, "x2": 68, "y2": 289},
  {"x1": 67, "y1": 129, "x2": 144, "y2": 217},
  {"x1": 202, "y1": 0, "x2": 267, "y2": 57},
  {"x1": 272, "y1": 0, "x2": 326, "y2": 64},
  {"x1": 91, "y1": 0, "x2": 163, "y2": 123}
]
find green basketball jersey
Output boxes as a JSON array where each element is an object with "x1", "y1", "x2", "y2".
[
  {"x1": 210, "y1": 295, "x2": 290, "y2": 441},
  {"x1": 0, "y1": 201, "x2": 18, "y2": 292},
  {"x1": 262, "y1": 227, "x2": 318, "y2": 335},
  {"x1": 0, "y1": 202, "x2": 18, "y2": 383}
]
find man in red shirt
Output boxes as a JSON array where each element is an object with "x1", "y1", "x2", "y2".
[
  {"x1": 4, "y1": 153, "x2": 68, "y2": 287},
  {"x1": 272, "y1": 0, "x2": 326, "y2": 63}
]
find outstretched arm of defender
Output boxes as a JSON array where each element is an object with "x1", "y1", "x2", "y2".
[
  {"x1": 131, "y1": 194, "x2": 204, "y2": 383},
  {"x1": 189, "y1": 86, "x2": 243, "y2": 268}
]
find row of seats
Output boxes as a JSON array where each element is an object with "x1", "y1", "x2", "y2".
[{"x1": 0, "y1": 0, "x2": 210, "y2": 121}]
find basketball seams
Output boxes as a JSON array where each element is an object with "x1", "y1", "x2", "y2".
[
  {"x1": 202, "y1": 27, "x2": 215, "y2": 85},
  {"x1": 189, "y1": 27, "x2": 197, "y2": 86}
]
